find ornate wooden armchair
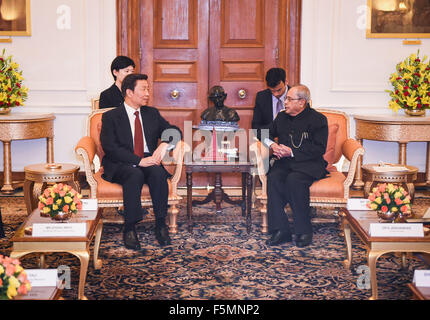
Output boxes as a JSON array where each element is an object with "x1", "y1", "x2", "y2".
[
  {"x1": 75, "y1": 108, "x2": 188, "y2": 233},
  {"x1": 250, "y1": 108, "x2": 365, "y2": 233}
]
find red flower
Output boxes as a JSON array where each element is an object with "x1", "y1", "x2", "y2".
[
  {"x1": 404, "y1": 86, "x2": 409, "y2": 90},
  {"x1": 404, "y1": 91, "x2": 410, "y2": 96},
  {"x1": 418, "y1": 104, "x2": 422, "y2": 109},
  {"x1": 381, "y1": 206, "x2": 388, "y2": 213},
  {"x1": 15, "y1": 102, "x2": 20, "y2": 106}
]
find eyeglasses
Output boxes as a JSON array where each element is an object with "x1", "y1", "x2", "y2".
[{"x1": 285, "y1": 96, "x2": 303, "y2": 102}]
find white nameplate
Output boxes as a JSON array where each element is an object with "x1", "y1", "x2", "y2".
[
  {"x1": 81, "y1": 198, "x2": 98, "y2": 210},
  {"x1": 423, "y1": 207, "x2": 430, "y2": 219},
  {"x1": 347, "y1": 198, "x2": 370, "y2": 211},
  {"x1": 369, "y1": 223, "x2": 424, "y2": 237},
  {"x1": 413, "y1": 270, "x2": 430, "y2": 287},
  {"x1": 32, "y1": 223, "x2": 87, "y2": 237},
  {"x1": 26, "y1": 269, "x2": 58, "y2": 287},
  {"x1": 75, "y1": 210, "x2": 97, "y2": 221}
]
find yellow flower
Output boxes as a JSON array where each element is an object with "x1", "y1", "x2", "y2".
[
  {"x1": 70, "y1": 203, "x2": 76, "y2": 211},
  {"x1": 7, "y1": 284, "x2": 17, "y2": 299},
  {"x1": 375, "y1": 197, "x2": 382, "y2": 204},
  {"x1": 0, "y1": 265, "x2": 4, "y2": 275},
  {"x1": 370, "y1": 203, "x2": 378, "y2": 210},
  {"x1": 15, "y1": 265, "x2": 23, "y2": 273},
  {"x1": 53, "y1": 204, "x2": 58, "y2": 211},
  {"x1": 39, "y1": 196, "x2": 46, "y2": 203},
  {"x1": 56, "y1": 199, "x2": 62, "y2": 205},
  {"x1": 43, "y1": 206, "x2": 51, "y2": 214},
  {"x1": 64, "y1": 196, "x2": 73, "y2": 204},
  {"x1": 8, "y1": 276, "x2": 19, "y2": 288},
  {"x1": 391, "y1": 207, "x2": 398, "y2": 212},
  {"x1": 394, "y1": 192, "x2": 402, "y2": 198}
]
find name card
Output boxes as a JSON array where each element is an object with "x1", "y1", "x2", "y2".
[
  {"x1": 26, "y1": 269, "x2": 58, "y2": 287},
  {"x1": 32, "y1": 223, "x2": 86, "y2": 237},
  {"x1": 423, "y1": 207, "x2": 430, "y2": 219},
  {"x1": 369, "y1": 223, "x2": 424, "y2": 237},
  {"x1": 81, "y1": 198, "x2": 98, "y2": 211},
  {"x1": 75, "y1": 210, "x2": 97, "y2": 221},
  {"x1": 413, "y1": 270, "x2": 430, "y2": 287},
  {"x1": 347, "y1": 198, "x2": 370, "y2": 211}
]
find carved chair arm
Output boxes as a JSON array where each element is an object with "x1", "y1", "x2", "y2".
[
  {"x1": 75, "y1": 136, "x2": 98, "y2": 198},
  {"x1": 341, "y1": 138, "x2": 365, "y2": 197},
  {"x1": 249, "y1": 140, "x2": 269, "y2": 197},
  {"x1": 162, "y1": 140, "x2": 189, "y2": 196}
]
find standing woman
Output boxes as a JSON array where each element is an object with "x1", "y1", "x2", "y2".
[{"x1": 99, "y1": 56, "x2": 135, "y2": 109}]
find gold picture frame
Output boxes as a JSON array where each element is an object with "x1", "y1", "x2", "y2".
[
  {"x1": 366, "y1": 0, "x2": 430, "y2": 38},
  {"x1": 0, "y1": 0, "x2": 31, "y2": 36}
]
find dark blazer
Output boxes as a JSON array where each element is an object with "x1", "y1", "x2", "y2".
[
  {"x1": 269, "y1": 106, "x2": 328, "y2": 180},
  {"x1": 99, "y1": 84, "x2": 124, "y2": 109},
  {"x1": 251, "y1": 86, "x2": 291, "y2": 140},
  {"x1": 100, "y1": 104, "x2": 182, "y2": 182}
]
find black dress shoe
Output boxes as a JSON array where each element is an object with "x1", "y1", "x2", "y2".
[
  {"x1": 266, "y1": 230, "x2": 292, "y2": 246},
  {"x1": 155, "y1": 225, "x2": 171, "y2": 246},
  {"x1": 123, "y1": 229, "x2": 141, "y2": 250},
  {"x1": 295, "y1": 233, "x2": 313, "y2": 247}
]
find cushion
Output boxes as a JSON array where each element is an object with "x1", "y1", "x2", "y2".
[
  {"x1": 95, "y1": 122, "x2": 105, "y2": 161},
  {"x1": 323, "y1": 124, "x2": 339, "y2": 172},
  {"x1": 310, "y1": 171, "x2": 345, "y2": 198}
]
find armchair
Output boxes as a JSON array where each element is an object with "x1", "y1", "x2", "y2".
[
  {"x1": 250, "y1": 108, "x2": 364, "y2": 233},
  {"x1": 75, "y1": 108, "x2": 188, "y2": 233}
]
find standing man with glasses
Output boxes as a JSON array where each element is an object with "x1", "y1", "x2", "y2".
[
  {"x1": 252, "y1": 68, "x2": 290, "y2": 140},
  {"x1": 264, "y1": 85, "x2": 328, "y2": 248}
]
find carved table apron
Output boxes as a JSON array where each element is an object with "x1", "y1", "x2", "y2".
[
  {"x1": 0, "y1": 113, "x2": 55, "y2": 194},
  {"x1": 353, "y1": 114, "x2": 430, "y2": 190}
]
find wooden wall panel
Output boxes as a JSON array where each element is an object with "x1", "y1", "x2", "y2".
[
  {"x1": 154, "y1": 0, "x2": 198, "y2": 48},
  {"x1": 221, "y1": 0, "x2": 264, "y2": 47},
  {"x1": 221, "y1": 60, "x2": 264, "y2": 81},
  {"x1": 154, "y1": 61, "x2": 197, "y2": 82}
]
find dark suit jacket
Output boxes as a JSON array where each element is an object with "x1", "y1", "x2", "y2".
[
  {"x1": 251, "y1": 86, "x2": 291, "y2": 140},
  {"x1": 99, "y1": 84, "x2": 124, "y2": 109},
  {"x1": 100, "y1": 104, "x2": 182, "y2": 182},
  {"x1": 269, "y1": 106, "x2": 328, "y2": 180}
]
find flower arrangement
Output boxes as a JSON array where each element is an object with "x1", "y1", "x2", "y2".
[
  {"x1": 38, "y1": 183, "x2": 83, "y2": 219},
  {"x1": 387, "y1": 51, "x2": 430, "y2": 113},
  {"x1": 0, "y1": 49, "x2": 28, "y2": 111},
  {"x1": 0, "y1": 255, "x2": 31, "y2": 300},
  {"x1": 367, "y1": 183, "x2": 412, "y2": 220}
]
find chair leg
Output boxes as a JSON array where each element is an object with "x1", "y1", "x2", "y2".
[
  {"x1": 261, "y1": 202, "x2": 268, "y2": 234},
  {"x1": 168, "y1": 204, "x2": 179, "y2": 234}
]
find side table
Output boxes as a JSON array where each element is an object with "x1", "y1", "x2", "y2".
[
  {"x1": 186, "y1": 162, "x2": 253, "y2": 233},
  {"x1": 362, "y1": 164, "x2": 418, "y2": 200},
  {"x1": 24, "y1": 163, "x2": 80, "y2": 214}
]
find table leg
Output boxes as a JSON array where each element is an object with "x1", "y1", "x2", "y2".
[
  {"x1": 246, "y1": 172, "x2": 252, "y2": 234},
  {"x1": 0, "y1": 208, "x2": 5, "y2": 238},
  {"x1": 46, "y1": 137, "x2": 54, "y2": 163},
  {"x1": 398, "y1": 142, "x2": 407, "y2": 165},
  {"x1": 368, "y1": 250, "x2": 384, "y2": 300},
  {"x1": 23, "y1": 179, "x2": 35, "y2": 214},
  {"x1": 214, "y1": 173, "x2": 222, "y2": 214},
  {"x1": 1, "y1": 141, "x2": 14, "y2": 194},
  {"x1": 352, "y1": 139, "x2": 364, "y2": 190},
  {"x1": 39, "y1": 253, "x2": 46, "y2": 269},
  {"x1": 186, "y1": 172, "x2": 193, "y2": 233},
  {"x1": 93, "y1": 219, "x2": 103, "y2": 270},
  {"x1": 72, "y1": 250, "x2": 89, "y2": 300},
  {"x1": 241, "y1": 172, "x2": 246, "y2": 217},
  {"x1": 342, "y1": 221, "x2": 352, "y2": 269},
  {"x1": 426, "y1": 142, "x2": 430, "y2": 187}
]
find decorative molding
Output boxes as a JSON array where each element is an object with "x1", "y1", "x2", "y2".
[
  {"x1": 154, "y1": 60, "x2": 197, "y2": 82},
  {"x1": 221, "y1": 60, "x2": 264, "y2": 81}
]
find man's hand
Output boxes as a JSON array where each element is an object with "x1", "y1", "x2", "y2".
[
  {"x1": 138, "y1": 142, "x2": 168, "y2": 167},
  {"x1": 270, "y1": 143, "x2": 292, "y2": 159}
]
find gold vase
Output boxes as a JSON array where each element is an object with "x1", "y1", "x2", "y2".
[
  {"x1": 404, "y1": 109, "x2": 425, "y2": 116},
  {"x1": 51, "y1": 211, "x2": 72, "y2": 222},
  {"x1": 0, "y1": 108, "x2": 11, "y2": 115}
]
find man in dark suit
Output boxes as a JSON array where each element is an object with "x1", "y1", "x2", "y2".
[
  {"x1": 99, "y1": 56, "x2": 135, "y2": 109},
  {"x1": 265, "y1": 85, "x2": 328, "y2": 248},
  {"x1": 100, "y1": 73, "x2": 182, "y2": 251},
  {"x1": 252, "y1": 68, "x2": 290, "y2": 141}
]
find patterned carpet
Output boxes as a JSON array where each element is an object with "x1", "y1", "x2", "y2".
[{"x1": 1, "y1": 194, "x2": 430, "y2": 300}]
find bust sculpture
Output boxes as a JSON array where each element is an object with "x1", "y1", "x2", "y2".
[{"x1": 200, "y1": 86, "x2": 240, "y2": 122}]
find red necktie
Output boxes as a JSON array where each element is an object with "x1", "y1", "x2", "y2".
[{"x1": 134, "y1": 111, "x2": 144, "y2": 158}]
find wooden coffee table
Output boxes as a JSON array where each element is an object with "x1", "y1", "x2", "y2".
[
  {"x1": 407, "y1": 283, "x2": 430, "y2": 300},
  {"x1": 339, "y1": 208, "x2": 430, "y2": 300},
  {"x1": 10, "y1": 208, "x2": 103, "y2": 300}
]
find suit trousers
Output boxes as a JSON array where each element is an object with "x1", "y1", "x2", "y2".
[
  {"x1": 267, "y1": 162, "x2": 316, "y2": 235},
  {"x1": 112, "y1": 164, "x2": 169, "y2": 227}
]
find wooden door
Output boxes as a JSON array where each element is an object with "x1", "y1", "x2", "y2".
[{"x1": 116, "y1": 0, "x2": 302, "y2": 187}]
